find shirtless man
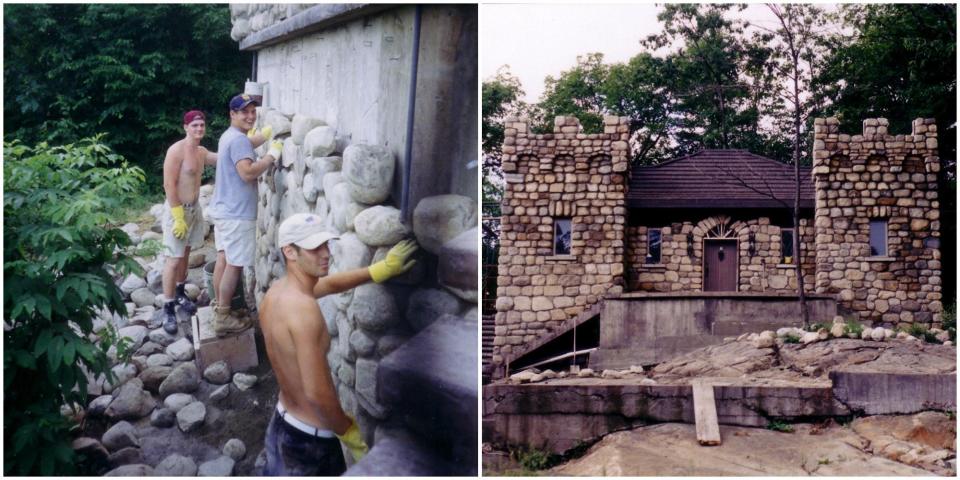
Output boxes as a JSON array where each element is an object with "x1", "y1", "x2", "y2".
[
  {"x1": 159, "y1": 110, "x2": 220, "y2": 334},
  {"x1": 258, "y1": 213, "x2": 417, "y2": 475}
]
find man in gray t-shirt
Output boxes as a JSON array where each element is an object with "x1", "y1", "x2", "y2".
[{"x1": 208, "y1": 93, "x2": 283, "y2": 336}]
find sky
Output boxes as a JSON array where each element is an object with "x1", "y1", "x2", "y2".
[{"x1": 481, "y1": 3, "x2": 842, "y2": 103}]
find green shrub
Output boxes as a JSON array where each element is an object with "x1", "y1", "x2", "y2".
[
  {"x1": 4, "y1": 136, "x2": 144, "y2": 475},
  {"x1": 783, "y1": 334, "x2": 801, "y2": 344},
  {"x1": 512, "y1": 447, "x2": 558, "y2": 471},
  {"x1": 942, "y1": 304, "x2": 956, "y2": 342},
  {"x1": 767, "y1": 420, "x2": 794, "y2": 433},
  {"x1": 843, "y1": 319, "x2": 863, "y2": 337},
  {"x1": 806, "y1": 322, "x2": 827, "y2": 332}
]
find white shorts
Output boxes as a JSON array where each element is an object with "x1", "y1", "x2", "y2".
[
  {"x1": 214, "y1": 218, "x2": 256, "y2": 267},
  {"x1": 162, "y1": 202, "x2": 206, "y2": 258}
]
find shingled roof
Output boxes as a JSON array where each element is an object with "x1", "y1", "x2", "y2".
[{"x1": 627, "y1": 149, "x2": 814, "y2": 209}]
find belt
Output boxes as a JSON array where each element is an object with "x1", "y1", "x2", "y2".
[{"x1": 276, "y1": 401, "x2": 336, "y2": 438}]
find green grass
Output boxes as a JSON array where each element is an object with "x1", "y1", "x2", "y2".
[{"x1": 512, "y1": 447, "x2": 557, "y2": 471}]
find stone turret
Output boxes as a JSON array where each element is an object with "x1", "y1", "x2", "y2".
[
  {"x1": 494, "y1": 115, "x2": 630, "y2": 366},
  {"x1": 812, "y1": 117, "x2": 942, "y2": 326}
]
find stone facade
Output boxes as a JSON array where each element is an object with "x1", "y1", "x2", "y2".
[
  {"x1": 229, "y1": 5, "x2": 478, "y2": 472},
  {"x1": 812, "y1": 117, "x2": 942, "y2": 326},
  {"x1": 626, "y1": 216, "x2": 815, "y2": 293},
  {"x1": 493, "y1": 115, "x2": 630, "y2": 365}
]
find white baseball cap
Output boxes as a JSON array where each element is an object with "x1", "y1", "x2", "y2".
[{"x1": 277, "y1": 213, "x2": 338, "y2": 249}]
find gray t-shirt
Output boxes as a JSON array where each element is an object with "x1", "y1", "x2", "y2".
[{"x1": 209, "y1": 126, "x2": 258, "y2": 220}]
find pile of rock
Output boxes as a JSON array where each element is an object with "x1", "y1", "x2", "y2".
[
  {"x1": 736, "y1": 316, "x2": 955, "y2": 348},
  {"x1": 509, "y1": 364, "x2": 650, "y2": 384},
  {"x1": 69, "y1": 217, "x2": 262, "y2": 476}
]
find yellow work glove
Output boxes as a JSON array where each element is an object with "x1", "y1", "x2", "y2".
[
  {"x1": 368, "y1": 239, "x2": 418, "y2": 283},
  {"x1": 336, "y1": 417, "x2": 369, "y2": 462},
  {"x1": 266, "y1": 140, "x2": 283, "y2": 162},
  {"x1": 246, "y1": 125, "x2": 273, "y2": 141},
  {"x1": 170, "y1": 205, "x2": 188, "y2": 239}
]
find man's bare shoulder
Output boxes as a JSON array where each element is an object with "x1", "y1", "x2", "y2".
[
  {"x1": 165, "y1": 139, "x2": 185, "y2": 159},
  {"x1": 263, "y1": 280, "x2": 322, "y2": 326}
]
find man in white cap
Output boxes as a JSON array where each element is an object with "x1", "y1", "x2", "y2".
[{"x1": 258, "y1": 213, "x2": 417, "y2": 475}]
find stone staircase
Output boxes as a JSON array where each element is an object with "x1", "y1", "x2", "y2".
[
  {"x1": 345, "y1": 314, "x2": 477, "y2": 476},
  {"x1": 482, "y1": 314, "x2": 495, "y2": 384}
]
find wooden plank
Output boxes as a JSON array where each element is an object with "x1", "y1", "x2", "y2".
[{"x1": 692, "y1": 380, "x2": 721, "y2": 446}]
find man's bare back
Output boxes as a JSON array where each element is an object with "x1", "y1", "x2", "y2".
[
  {"x1": 259, "y1": 275, "x2": 340, "y2": 430},
  {"x1": 165, "y1": 139, "x2": 208, "y2": 204}
]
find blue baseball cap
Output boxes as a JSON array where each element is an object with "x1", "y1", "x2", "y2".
[{"x1": 229, "y1": 94, "x2": 259, "y2": 111}]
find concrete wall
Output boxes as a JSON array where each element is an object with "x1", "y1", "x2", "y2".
[
  {"x1": 590, "y1": 293, "x2": 837, "y2": 369},
  {"x1": 228, "y1": 4, "x2": 478, "y2": 466}
]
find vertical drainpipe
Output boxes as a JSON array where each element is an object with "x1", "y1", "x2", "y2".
[
  {"x1": 400, "y1": 5, "x2": 422, "y2": 221},
  {"x1": 251, "y1": 51, "x2": 258, "y2": 82}
]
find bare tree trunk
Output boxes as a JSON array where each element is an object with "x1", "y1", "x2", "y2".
[{"x1": 784, "y1": 12, "x2": 810, "y2": 328}]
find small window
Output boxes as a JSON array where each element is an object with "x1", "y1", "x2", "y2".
[
  {"x1": 869, "y1": 219, "x2": 887, "y2": 256},
  {"x1": 646, "y1": 229, "x2": 662, "y2": 264},
  {"x1": 781, "y1": 228, "x2": 795, "y2": 264},
  {"x1": 554, "y1": 218, "x2": 572, "y2": 255}
]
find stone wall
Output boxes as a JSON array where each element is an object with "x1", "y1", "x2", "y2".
[
  {"x1": 229, "y1": 4, "x2": 314, "y2": 42},
  {"x1": 493, "y1": 115, "x2": 630, "y2": 365},
  {"x1": 626, "y1": 216, "x2": 816, "y2": 294},
  {"x1": 812, "y1": 117, "x2": 942, "y2": 326},
  {"x1": 228, "y1": 4, "x2": 478, "y2": 460}
]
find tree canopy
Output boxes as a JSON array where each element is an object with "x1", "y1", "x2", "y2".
[{"x1": 4, "y1": 4, "x2": 251, "y2": 186}]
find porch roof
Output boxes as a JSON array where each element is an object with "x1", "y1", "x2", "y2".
[{"x1": 628, "y1": 149, "x2": 815, "y2": 209}]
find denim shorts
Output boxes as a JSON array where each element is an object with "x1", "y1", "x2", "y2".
[{"x1": 263, "y1": 410, "x2": 346, "y2": 476}]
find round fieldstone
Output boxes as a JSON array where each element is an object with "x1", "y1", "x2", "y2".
[
  {"x1": 150, "y1": 408, "x2": 176, "y2": 428},
  {"x1": 198, "y1": 455, "x2": 235, "y2": 476},
  {"x1": 176, "y1": 401, "x2": 206, "y2": 433},
  {"x1": 330, "y1": 232, "x2": 372, "y2": 273},
  {"x1": 88, "y1": 394, "x2": 114, "y2": 417},
  {"x1": 146, "y1": 353, "x2": 173, "y2": 368},
  {"x1": 233, "y1": 373, "x2": 258, "y2": 391},
  {"x1": 354, "y1": 206, "x2": 410, "y2": 246},
  {"x1": 203, "y1": 361, "x2": 232, "y2": 385},
  {"x1": 265, "y1": 110, "x2": 291, "y2": 137},
  {"x1": 108, "y1": 446, "x2": 142, "y2": 467},
  {"x1": 303, "y1": 125, "x2": 336, "y2": 157},
  {"x1": 342, "y1": 144, "x2": 394, "y2": 204},
  {"x1": 138, "y1": 366, "x2": 173, "y2": 394},
  {"x1": 130, "y1": 288, "x2": 156, "y2": 308},
  {"x1": 223, "y1": 438, "x2": 247, "y2": 460},
  {"x1": 104, "y1": 464, "x2": 153, "y2": 476},
  {"x1": 163, "y1": 393, "x2": 197, "y2": 413},
  {"x1": 154, "y1": 454, "x2": 198, "y2": 476},
  {"x1": 103, "y1": 363, "x2": 137, "y2": 394},
  {"x1": 208, "y1": 384, "x2": 230, "y2": 403},
  {"x1": 406, "y1": 288, "x2": 462, "y2": 332},
  {"x1": 328, "y1": 183, "x2": 367, "y2": 232},
  {"x1": 347, "y1": 284, "x2": 399, "y2": 332},
  {"x1": 135, "y1": 341, "x2": 164, "y2": 356},
  {"x1": 105, "y1": 379, "x2": 156, "y2": 421},
  {"x1": 159, "y1": 362, "x2": 200, "y2": 398},
  {"x1": 102, "y1": 420, "x2": 139, "y2": 451},
  {"x1": 291, "y1": 114, "x2": 326, "y2": 145},
  {"x1": 348, "y1": 330, "x2": 376, "y2": 357},
  {"x1": 117, "y1": 325, "x2": 149, "y2": 350},
  {"x1": 412, "y1": 194, "x2": 477, "y2": 255},
  {"x1": 120, "y1": 274, "x2": 147, "y2": 296},
  {"x1": 165, "y1": 337, "x2": 194, "y2": 362}
]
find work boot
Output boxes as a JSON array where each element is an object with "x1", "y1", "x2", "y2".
[
  {"x1": 175, "y1": 282, "x2": 197, "y2": 315},
  {"x1": 162, "y1": 300, "x2": 178, "y2": 335},
  {"x1": 212, "y1": 303, "x2": 252, "y2": 337}
]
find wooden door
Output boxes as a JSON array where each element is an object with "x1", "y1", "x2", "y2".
[{"x1": 704, "y1": 239, "x2": 738, "y2": 292}]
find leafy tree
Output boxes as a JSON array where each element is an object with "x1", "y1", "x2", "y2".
[
  {"x1": 538, "y1": 53, "x2": 609, "y2": 134},
  {"x1": 4, "y1": 4, "x2": 250, "y2": 189},
  {"x1": 4, "y1": 136, "x2": 145, "y2": 475},
  {"x1": 481, "y1": 68, "x2": 525, "y2": 314},
  {"x1": 815, "y1": 3, "x2": 957, "y2": 305}
]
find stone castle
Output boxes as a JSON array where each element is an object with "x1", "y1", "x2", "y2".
[{"x1": 493, "y1": 115, "x2": 943, "y2": 369}]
